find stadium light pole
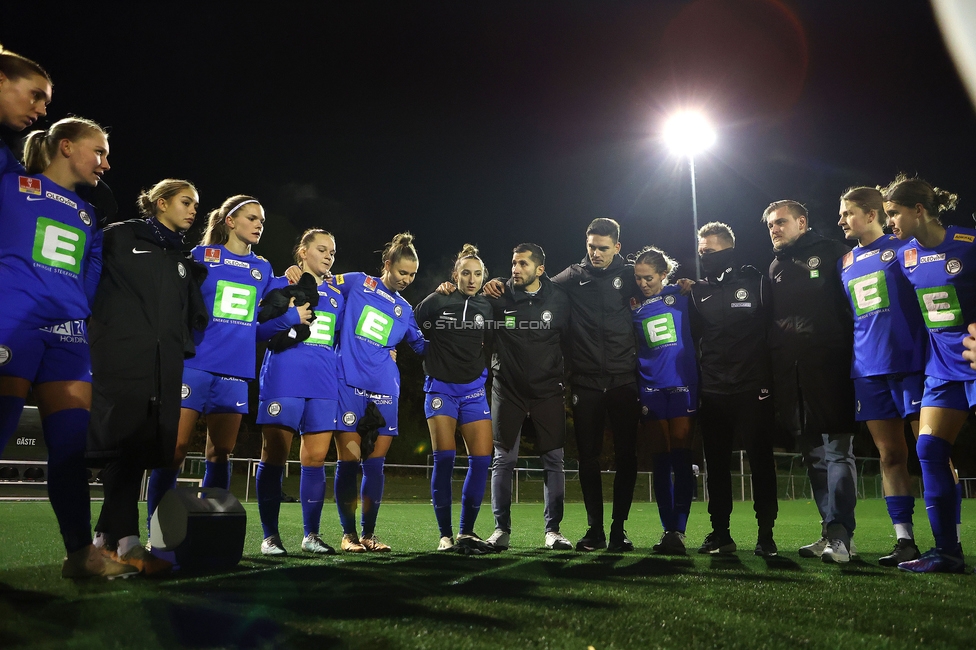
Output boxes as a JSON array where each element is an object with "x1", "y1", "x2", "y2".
[{"x1": 663, "y1": 112, "x2": 716, "y2": 279}]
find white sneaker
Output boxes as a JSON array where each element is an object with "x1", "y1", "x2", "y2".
[
  {"x1": 545, "y1": 531, "x2": 573, "y2": 551},
  {"x1": 437, "y1": 536, "x2": 455, "y2": 552},
  {"x1": 261, "y1": 535, "x2": 287, "y2": 556},
  {"x1": 798, "y1": 536, "x2": 828, "y2": 558},
  {"x1": 301, "y1": 533, "x2": 336, "y2": 555},
  {"x1": 486, "y1": 529, "x2": 510, "y2": 550},
  {"x1": 821, "y1": 538, "x2": 851, "y2": 564}
]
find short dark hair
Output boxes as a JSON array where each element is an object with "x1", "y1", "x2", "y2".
[
  {"x1": 513, "y1": 242, "x2": 545, "y2": 266},
  {"x1": 586, "y1": 218, "x2": 620, "y2": 244},
  {"x1": 697, "y1": 221, "x2": 735, "y2": 246},
  {"x1": 762, "y1": 200, "x2": 808, "y2": 222}
]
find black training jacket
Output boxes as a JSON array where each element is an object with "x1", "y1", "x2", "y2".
[
  {"x1": 415, "y1": 289, "x2": 493, "y2": 384},
  {"x1": 691, "y1": 263, "x2": 772, "y2": 394},
  {"x1": 87, "y1": 219, "x2": 208, "y2": 468},
  {"x1": 551, "y1": 254, "x2": 638, "y2": 389},
  {"x1": 488, "y1": 274, "x2": 571, "y2": 400},
  {"x1": 768, "y1": 229, "x2": 853, "y2": 354}
]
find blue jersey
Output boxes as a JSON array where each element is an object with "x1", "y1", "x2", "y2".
[
  {"x1": 259, "y1": 276, "x2": 345, "y2": 400},
  {"x1": 334, "y1": 272, "x2": 426, "y2": 397},
  {"x1": 899, "y1": 226, "x2": 976, "y2": 382},
  {"x1": 632, "y1": 285, "x2": 697, "y2": 388},
  {"x1": 0, "y1": 173, "x2": 101, "y2": 330},
  {"x1": 840, "y1": 234, "x2": 925, "y2": 378},
  {"x1": 0, "y1": 142, "x2": 25, "y2": 175},
  {"x1": 184, "y1": 244, "x2": 274, "y2": 379}
]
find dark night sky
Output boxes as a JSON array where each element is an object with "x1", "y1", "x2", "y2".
[{"x1": 4, "y1": 0, "x2": 975, "y2": 302}]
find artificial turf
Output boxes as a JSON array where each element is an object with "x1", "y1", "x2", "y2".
[{"x1": 1, "y1": 499, "x2": 974, "y2": 649}]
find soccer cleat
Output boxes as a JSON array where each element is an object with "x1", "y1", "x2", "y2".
[
  {"x1": 545, "y1": 531, "x2": 573, "y2": 550},
  {"x1": 61, "y1": 544, "x2": 139, "y2": 580},
  {"x1": 754, "y1": 534, "x2": 778, "y2": 558},
  {"x1": 340, "y1": 534, "x2": 367, "y2": 553},
  {"x1": 301, "y1": 533, "x2": 336, "y2": 555},
  {"x1": 898, "y1": 547, "x2": 965, "y2": 574},
  {"x1": 575, "y1": 526, "x2": 607, "y2": 552},
  {"x1": 698, "y1": 531, "x2": 737, "y2": 555},
  {"x1": 486, "y1": 529, "x2": 510, "y2": 551},
  {"x1": 652, "y1": 530, "x2": 687, "y2": 556},
  {"x1": 117, "y1": 545, "x2": 173, "y2": 576},
  {"x1": 360, "y1": 534, "x2": 391, "y2": 552},
  {"x1": 821, "y1": 538, "x2": 850, "y2": 564},
  {"x1": 878, "y1": 538, "x2": 920, "y2": 567},
  {"x1": 261, "y1": 535, "x2": 288, "y2": 557},
  {"x1": 798, "y1": 536, "x2": 828, "y2": 558},
  {"x1": 437, "y1": 536, "x2": 455, "y2": 552},
  {"x1": 607, "y1": 529, "x2": 634, "y2": 553},
  {"x1": 456, "y1": 533, "x2": 492, "y2": 555}
]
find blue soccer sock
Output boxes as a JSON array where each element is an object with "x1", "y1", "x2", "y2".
[
  {"x1": 431, "y1": 450, "x2": 456, "y2": 538},
  {"x1": 652, "y1": 453, "x2": 675, "y2": 531},
  {"x1": 300, "y1": 465, "x2": 326, "y2": 537},
  {"x1": 885, "y1": 495, "x2": 915, "y2": 540},
  {"x1": 256, "y1": 462, "x2": 284, "y2": 539},
  {"x1": 0, "y1": 395, "x2": 26, "y2": 453},
  {"x1": 917, "y1": 435, "x2": 958, "y2": 552},
  {"x1": 459, "y1": 455, "x2": 491, "y2": 536},
  {"x1": 146, "y1": 467, "x2": 179, "y2": 533},
  {"x1": 42, "y1": 409, "x2": 92, "y2": 553},
  {"x1": 334, "y1": 460, "x2": 359, "y2": 535},
  {"x1": 671, "y1": 448, "x2": 695, "y2": 534},
  {"x1": 203, "y1": 460, "x2": 231, "y2": 490},
  {"x1": 360, "y1": 457, "x2": 386, "y2": 537}
]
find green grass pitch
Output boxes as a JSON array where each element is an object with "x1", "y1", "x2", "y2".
[{"x1": 1, "y1": 499, "x2": 974, "y2": 649}]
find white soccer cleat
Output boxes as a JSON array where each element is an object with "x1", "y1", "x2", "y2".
[
  {"x1": 261, "y1": 535, "x2": 288, "y2": 556},
  {"x1": 301, "y1": 533, "x2": 336, "y2": 555},
  {"x1": 437, "y1": 536, "x2": 455, "y2": 552}
]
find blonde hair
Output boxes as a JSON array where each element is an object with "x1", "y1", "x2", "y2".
[
  {"x1": 452, "y1": 243, "x2": 487, "y2": 281},
  {"x1": 200, "y1": 194, "x2": 261, "y2": 246},
  {"x1": 0, "y1": 42, "x2": 50, "y2": 83},
  {"x1": 136, "y1": 179, "x2": 197, "y2": 218},
  {"x1": 22, "y1": 117, "x2": 105, "y2": 174},
  {"x1": 381, "y1": 232, "x2": 418, "y2": 270}
]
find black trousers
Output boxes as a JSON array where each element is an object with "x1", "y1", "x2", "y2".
[
  {"x1": 571, "y1": 383, "x2": 640, "y2": 529},
  {"x1": 94, "y1": 458, "x2": 146, "y2": 543},
  {"x1": 699, "y1": 390, "x2": 778, "y2": 533}
]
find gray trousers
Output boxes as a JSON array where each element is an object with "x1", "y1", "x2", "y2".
[
  {"x1": 491, "y1": 433, "x2": 565, "y2": 534},
  {"x1": 798, "y1": 432, "x2": 857, "y2": 539}
]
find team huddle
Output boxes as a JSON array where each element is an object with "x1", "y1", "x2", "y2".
[{"x1": 2, "y1": 44, "x2": 976, "y2": 580}]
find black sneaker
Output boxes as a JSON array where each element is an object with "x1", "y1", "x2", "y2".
[
  {"x1": 698, "y1": 530, "x2": 737, "y2": 555},
  {"x1": 754, "y1": 534, "x2": 778, "y2": 557},
  {"x1": 575, "y1": 526, "x2": 607, "y2": 552},
  {"x1": 652, "y1": 530, "x2": 686, "y2": 556},
  {"x1": 879, "y1": 538, "x2": 920, "y2": 567},
  {"x1": 607, "y1": 529, "x2": 634, "y2": 553}
]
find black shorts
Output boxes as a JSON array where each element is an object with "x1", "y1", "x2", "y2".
[{"x1": 491, "y1": 381, "x2": 566, "y2": 453}]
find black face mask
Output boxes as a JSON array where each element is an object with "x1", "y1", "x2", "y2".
[{"x1": 700, "y1": 248, "x2": 735, "y2": 278}]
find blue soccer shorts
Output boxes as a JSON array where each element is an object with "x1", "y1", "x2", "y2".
[{"x1": 181, "y1": 367, "x2": 249, "y2": 415}]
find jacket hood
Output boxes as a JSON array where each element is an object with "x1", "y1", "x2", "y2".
[
  {"x1": 773, "y1": 229, "x2": 828, "y2": 260},
  {"x1": 580, "y1": 253, "x2": 627, "y2": 275},
  {"x1": 505, "y1": 272, "x2": 554, "y2": 299}
]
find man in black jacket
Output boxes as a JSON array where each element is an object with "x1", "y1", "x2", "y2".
[
  {"x1": 551, "y1": 218, "x2": 640, "y2": 552},
  {"x1": 691, "y1": 222, "x2": 778, "y2": 557},
  {"x1": 765, "y1": 200, "x2": 857, "y2": 563},
  {"x1": 484, "y1": 243, "x2": 573, "y2": 551}
]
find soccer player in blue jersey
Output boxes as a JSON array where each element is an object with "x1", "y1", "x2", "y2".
[
  {"x1": 631, "y1": 246, "x2": 698, "y2": 555},
  {"x1": 0, "y1": 44, "x2": 51, "y2": 174},
  {"x1": 145, "y1": 195, "x2": 278, "y2": 528},
  {"x1": 882, "y1": 174, "x2": 976, "y2": 573},
  {"x1": 254, "y1": 229, "x2": 340, "y2": 556},
  {"x1": 837, "y1": 186, "x2": 924, "y2": 566},
  {"x1": 331, "y1": 233, "x2": 427, "y2": 552},
  {"x1": 415, "y1": 244, "x2": 494, "y2": 554},
  {"x1": 0, "y1": 117, "x2": 132, "y2": 578}
]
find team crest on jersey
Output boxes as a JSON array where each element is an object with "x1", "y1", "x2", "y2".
[
  {"x1": 842, "y1": 252, "x2": 853, "y2": 269},
  {"x1": 664, "y1": 295, "x2": 675, "y2": 306},
  {"x1": 330, "y1": 297, "x2": 338, "y2": 308},
  {"x1": 904, "y1": 248, "x2": 918, "y2": 267},
  {"x1": 431, "y1": 397, "x2": 443, "y2": 410},
  {"x1": 177, "y1": 262, "x2": 187, "y2": 278},
  {"x1": 0, "y1": 345, "x2": 11, "y2": 366},
  {"x1": 613, "y1": 276, "x2": 623, "y2": 289},
  {"x1": 954, "y1": 232, "x2": 975, "y2": 243},
  {"x1": 78, "y1": 210, "x2": 92, "y2": 226},
  {"x1": 394, "y1": 305, "x2": 403, "y2": 317},
  {"x1": 880, "y1": 249, "x2": 895, "y2": 262},
  {"x1": 363, "y1": 276, "x2": 377, "y2": 291},
  {"x1": 474, "y1": 313, "x2": 484, "y2": 327},
  {"x1": 806, "y1": 256, "x2": 821, "y2": 269},
  {"x1": 268, "y1": 401, "x2": 282, "y2": 416},
  {"x1": 946, "y1": 258, "x2": 963, "y2": 275},
  {"x1": 342, "y1": 411, "x2": 357, "y2": 426},
  {"x1": 204, "y1": 248, "x2": 221, "y2": 263},
  {"x1": 181, "y1": 384, "x2": 191, "y2": 400},
  {"x1": 18, "y1": 176, "x2": 41, "y2": 195},
  {"x1": 735, "y1": 289, "x2": 749, "y2": 301},
  {"x1": 541, "y1": 310, "x2": 552, "y2": 322},
  {"x1": 251, "y1": 268, "x2": 263, "y2": 280}
]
